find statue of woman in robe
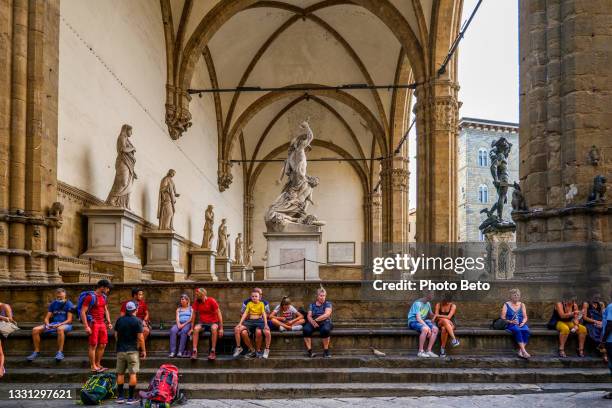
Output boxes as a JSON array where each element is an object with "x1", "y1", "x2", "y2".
[
  {"x1": 106, "y1": 124, "x2": 137, "y2": 208},
  {"x1": 202, "y1": 205, "x2": 214, "y2": 249},
  {"x1": 157, "y1": 169, "x2": 179, "y2": 230}
]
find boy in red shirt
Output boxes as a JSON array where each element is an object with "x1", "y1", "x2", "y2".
[
  {"x1": 189, "y1": 288, "x2": 223, "y2": 361},
  {"x1": 80, "y1": 279, "x2": 113, "y2": 372},
  {"x1": 120, "y1": 288, "x2": 150, "y2": 341}
]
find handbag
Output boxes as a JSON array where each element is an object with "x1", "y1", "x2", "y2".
[
  {"x1": 490, "y1": 318, "x2": 507, "y2": 330},
  {"x1": 0, "y1": 320, "x2": 19, "y2": 338}
]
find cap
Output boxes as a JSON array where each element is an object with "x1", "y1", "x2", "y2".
[{"x1": 125, "y1": 301, "x2": 137, "y2": 312}]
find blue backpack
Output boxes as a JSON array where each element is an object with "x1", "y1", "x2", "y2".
[{"x1": 77, "y1": 291, "x2": 106, "y2": 322}]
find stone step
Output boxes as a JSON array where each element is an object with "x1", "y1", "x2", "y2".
[
  {"x1": 0, "y1": 382, "x2": 610, "y2": 399},
  {"x1": 1, "y1": 367, "x2": 608, "y2": 384},
  {"x1": 8, "y1": 355, "x2": 606, "y2": 369}
]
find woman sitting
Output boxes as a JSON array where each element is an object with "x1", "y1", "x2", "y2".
[
  {"x1": 434, "y1": 293, "x2": 460, "y2": 357},
  {"x1": 553, "y1": 293, "x2": 587, "y2": 357},
  {"x1": 501, "y1": 288, "x2": 531, "y2": 359},
  {"x1": 169, "y1": 294, "x2": 192, "y2": 357},
  {"x1": 582, "y1": 291, "x2": 607, "y2": 362},
  {"x1": 0, "y1": 302, "x2": 15, "y2": 377},
  {"x1": 269, "y1": 297, "x2": 305, "y2": 331}
]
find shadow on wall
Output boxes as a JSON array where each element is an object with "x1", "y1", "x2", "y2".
[
  {"x1": 82, "y1": 146, "x2": 97, "y2": 197},
  {"x1": 140, "y1": 184, "x2": 150, "y2": 221}
]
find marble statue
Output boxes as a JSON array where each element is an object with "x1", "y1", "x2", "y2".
[
  {"x1": 479, "y1": 137, "x2": 515, "y2": 232},
  {"x1": 157, "y1": 169, "x2": 180, "y2": 230},
  {"x1": 106, "y1": 124, "x2": 137, "y2": 208},
  {"x1": 264, "y1": 121, "x2": 325, "y2": 232},
  {"x1": 216, "y1": 218, "x2": 229, "y2": 257},
  {"x1": 245, "y1": 243, "x2": 254, "y2": 269},
  {"x1": 202, "y1": 205, "x2": 214, "y2": 249},
  {"x1": 234, "y1": 233, "x2": 244, "y2": 265}
]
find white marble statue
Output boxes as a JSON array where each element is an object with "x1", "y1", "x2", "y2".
[
  {"x1": 264, "y1": 121, "x2": 325, "y2": 232},
  {"x1": 157, "y1": 169, "x2": 179, "y2": 230},
  {"x1": 234, "y1": 233, "x2": 244, "y2": 265},
  {"x1": 202, "y1": 205, "x2": 214, "y2": 249},
  {"x1": 106, "y1": 124, "x2": 137, "y2": 208},
  {"x1": 245, "y1": 243, "x2": 255, "y2": 269},
  {"x1": 216, "y1": 218, "x2": 229, "y2": 257}
]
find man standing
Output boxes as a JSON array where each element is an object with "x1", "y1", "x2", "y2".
[
  {"x1": 189, "y1": 288, "x2": 223, "y2": 360},
  {"x1": 80, "y1": 279, "x2": 113, "y2": 372},
  {"x1": 121, "y1": 288, "x2": 151, "y2": 341},
  {"x1": 600, "y1": 291, "x2": 612, "y2": 400},
  {"x1": 115, "y1": 301, "x2": 145, "y2": 405},
  {"x1": 27, "y1": 288, "x2": 74, "y2": 362}
]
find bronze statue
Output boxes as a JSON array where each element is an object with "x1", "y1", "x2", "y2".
[
  {"x1": 511, "y1": 181, "x2": 528, "y2": 211},
  {"x1": 587, "y1": 175, "x2": 607, "y2": 204}
]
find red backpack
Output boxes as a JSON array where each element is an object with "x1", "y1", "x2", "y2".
[{"x1": 139, "y1": 364, "x2": 179, "y2": 404}]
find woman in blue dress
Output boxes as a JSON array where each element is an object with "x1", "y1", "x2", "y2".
[
  {"x1": 500, "y1": 288, "x2": 531, "y2": 359},
  {"x1": 582, "y1": 291, "x2": 607, "y2": 363}
]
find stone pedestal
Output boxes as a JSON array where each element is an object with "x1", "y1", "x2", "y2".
[
  {"x1": 141, "y1": 231, "x2": 185, "y2": 282},
  {"x1": 484, "y1": 223, "x2": 516, "y2": 280},
  {"x1": 80, "y1": 206, "x2": 142, "y2": 282},
  {"x1": 189, "y1": 248, "x2": 217, "y2": 281},
  {"x1": 264, "y1": 224, "x2": 322, "y2": 280},
  {"x1": 231, "y1": 264, "x2": 246, "y2": 281},
  {"x1": 215, "y1": 257, "x2": 232, "y2": 281},
  {"x1": 245, "y1": 268, "x2": 255, "y2": 281}
]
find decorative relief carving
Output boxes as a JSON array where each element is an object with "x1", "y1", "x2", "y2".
[{"x1": 165, "y1": 86, "x2": 192, "y2": 140}]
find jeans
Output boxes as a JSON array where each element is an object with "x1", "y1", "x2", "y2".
[
  {"x1": 303, "y1": 320, "x2": 333, "y2": 338},
  {"x1": 169, "y1": 323, "x2": 191, "y2": 355},
  {"x1": 606, "y1": 342, "x2": 612, "y2": 376}
]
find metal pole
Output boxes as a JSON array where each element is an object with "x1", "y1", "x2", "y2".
[{"x1": 303, "y1": 258, "x2": 306, "y2": 281}]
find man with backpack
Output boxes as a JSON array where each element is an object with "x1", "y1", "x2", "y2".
[
  {"x1": 115, "y1": 301, "x2": 145, "y2": 404},
  {"x1": 79, "y1": 279, "x2": 113, "y2": 373},
  {"x1": 27, "y1": 288, "x2": 74, "y2": 362},
  {"x1": 120, "y1": 288, "x2": 151, "y2": 341}
]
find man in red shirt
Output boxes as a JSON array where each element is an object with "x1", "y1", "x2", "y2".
[
  {"x1": 120, "y1": 288, "x2": 150, "y2": 341},
  {"x1": 80, "y1": 279, "x2": 113, "y2": 372},
  {"x1": 189, "y1": 288, "x2": 223, "y2": 361}
]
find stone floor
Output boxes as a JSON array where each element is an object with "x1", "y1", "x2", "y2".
[{"x1": 1, "y1": 392, "x2": 611, "y2": 407}]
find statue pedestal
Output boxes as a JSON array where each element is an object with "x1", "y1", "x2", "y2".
[
  {"x1": 80, "y1": 206, "x2": 142, "y2": 282},
  {"x1": 231, "y1": 264, "x2": 246, "y2": 281},
  {"x1": 484, "y1": 223, "x2": 516, "y2": 280},
  {"x1": 189, "y1": 248, "x2": 217, "y2": 281},
  {"x1": 245, "y1": 268, "x2": 255, "y2": 281},
  {"x1": 264, "y1": 224, "x2": 321, "y2": 280},
  {"x1": 215, "y1": 257, "x2": 232, "y2": 281},
  {"x1": 141, "y1": 231, "x2": 185, "y2": 282}
]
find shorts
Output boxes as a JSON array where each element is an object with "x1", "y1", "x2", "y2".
[
  {"x1": 408, "y1": 319, "x2": 434, "y2": 333},
  {"x1": 116, "y1": 351, "x2": 140, "y2": 374},
  {"x1": 302, "y1": 320, "x2": 333, "y2": 338},
  {"x1": 244, "y1": 319, "x2": 265, "y2": 335},
  {"x1": 42, "y1": 324, "x2": 73, "y2": 336},
  {"x1": 196, "y1": 322, "x2": 219, "y2": 334},
  {"x1": 88, "y1": 322, "x2": 108, "y2": 346}
]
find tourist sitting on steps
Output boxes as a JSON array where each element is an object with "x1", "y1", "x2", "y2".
[
  {"x1": 120, "y1": 288, "x2": 151, "y2": 342},
  {"x1": 501, "y1": 288, "x2": 531, "y2": 359},
  {"x1": 0, "y1": 301, "x2": 15, "y2": 377},
  {"x1": 269, "y1": 296, "x2": 305, "y2": 332},
  {"x1": 189, "y1": 287, "x2": 223, "y2": 361},
  {"x1": 27, "y1": 288, "x2": 74, "y2": 362},
  {"x1": 235, "y1": 287, "x2": 271, "y2": 355},
  {"x1": 169, "y1": 293, "x2": 192, "y2": 358},
  {"x1": 303, "y1": 288, "x2": 333, "y2": 358},
  {"x1": 114, "y1": 301, "x2": 146, "y2": 405},
  {"x1": 408, "y1": 291, "x2": 439, "y2": 358},
  {"x1": 581, "y1": 290, "x2": 607, "y2": 363},
  {"x1": 234, "y1": 290, "x2": 270, "y2": 359},
  {"x1": 599, "y1": 290, "x2": 612, "y2": 400},
  {"x1": 551, "y1": 292, "x2": 587, "y2": 357},
  {"x1": 434, "y1": 293, "x2": 460, "y2": 357}
]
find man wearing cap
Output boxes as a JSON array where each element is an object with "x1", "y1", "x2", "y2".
[
  {"x1": 189, "y1": 288, "x2": 223, "y2": 361},
  {"x1": 114, "y1": 301, "x2": 145, "y2": 405}
]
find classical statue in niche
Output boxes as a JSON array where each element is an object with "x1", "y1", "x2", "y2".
[
  {"x1": 216, "y1": 218, "x2": 229, "y2": 258},
  {"x1": 588, "y1": 145, "x2": 601, "y2": 166},
  {"x1": 264, "y1": 121, "x2": 326, "y2": 232},
  {"x1": 234, "y1": 233, "x2": 244, "y2": 265},
  {"x1": 479, "y1": 137, "x2": 515, "y2": 232},
  {"x1": 511, "y1": 182, "x2": 528, "y2": 211},
  {"x1": 157, "y1": 169, "x2": 180, "y2": 230},
  {"x1": 202, "y1": 205, "x2": 214, "y2": 249},
  {"x1": 245, "y1": 243, "x2": 255, "y2": 269},
  {"x1": 106, "y1": 124, "x2": 137, "y2": 208},
  {"x1": 587, "y1": 175, "x2": 607, "y2": 204}
]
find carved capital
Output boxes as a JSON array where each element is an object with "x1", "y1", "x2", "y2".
[
  {"x1": 165, "y1": 85, "x2": 192, "y2": 140},
  {"x1": 217, "y1": 160, "x2": 234, "y2": 192}
]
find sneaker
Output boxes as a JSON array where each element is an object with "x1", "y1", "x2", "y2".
[
  {"x1": 279, "y1": 326, "x2": 287, "y2": 332},
  {"x1": 168, "y1": 352, "x2": 175, "y2": 358},
  {"x1": 55, "y1": 351, "x2": 64, "y2": 361},
  {"x1": 262, "y1": 349, "x2": 270, "y2": 359},
  {"x1": 426, "y1": 351, "x2": 439, "y2": 358},
  {"x1": 208, "y1": 350, "x2": 216, "y2": 361},
  {"x1": 26, "y1": 352, "x2": 39, "y2": 362},
  {"x1": 307, "y1": 349, "x2": 316, "y2": 358},
  {"x1": 126, "y1": 398, "x2": 140, "y2": 405},
  {"x1": 417, "y1": 351, "x2": 429, "y2": 358},
  {"x1": 440, "y1": 348, "x2": 446, "y2": 357},
  {"x1": 245, "y1": 350, "x2": 257, "y2": 359},
  {"x1": 116, "y1": 396, "x2": 126, "y2": 404},
  {"x1": 232, "y1": 347, "x2": 243, "y2": 358},
  {"x1": 291, "y1": 325, "x2": 303, "y2": 331},
  {"x1": 323, "y1": 349, "x2": 331, "y2": 358},
  {"x1": 256, "y1": 351, "x2": 263, "y2": 359},
  {"x1": 451, "y1": 338, "x2": 460, "y2": 348}
]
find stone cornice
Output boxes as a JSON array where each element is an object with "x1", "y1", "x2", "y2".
[{"x1": 459, "y1": 117, "x2": 519, "y2": 134}]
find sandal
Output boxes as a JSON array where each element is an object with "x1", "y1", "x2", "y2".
[
  {"x1": 577, "y1": 349, "x2": 585, "y2": 358},
  {"x1": 96, "y1": 367, "x2": 108, "y2": 373},
  {"x1": 558, "y1": 349, "x2": 567, "y2": 358}
]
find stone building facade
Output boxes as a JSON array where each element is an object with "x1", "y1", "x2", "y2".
[{"x1": 457, "y1": 118, "x2": 519, "y2": 242}]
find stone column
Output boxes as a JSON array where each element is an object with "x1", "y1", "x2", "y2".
[
  {"x1": 380, "y1": 157, "x2": 409, "y2": 244},
  {"x1": 244, "y1": 194, "x2": 254, "y2": 252},
  {"x1": 515, "y1": 0, "x2": 611, "y2": 282},
  {"x1": 370, "y1": 190, "x2": 382, "y2": 243},
  {"x1": 414, "y1": 79, "x2": 459, "y2": 243},
  {"x1": 0, "y1": 0, "x2": 12, "y2": 281}
]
